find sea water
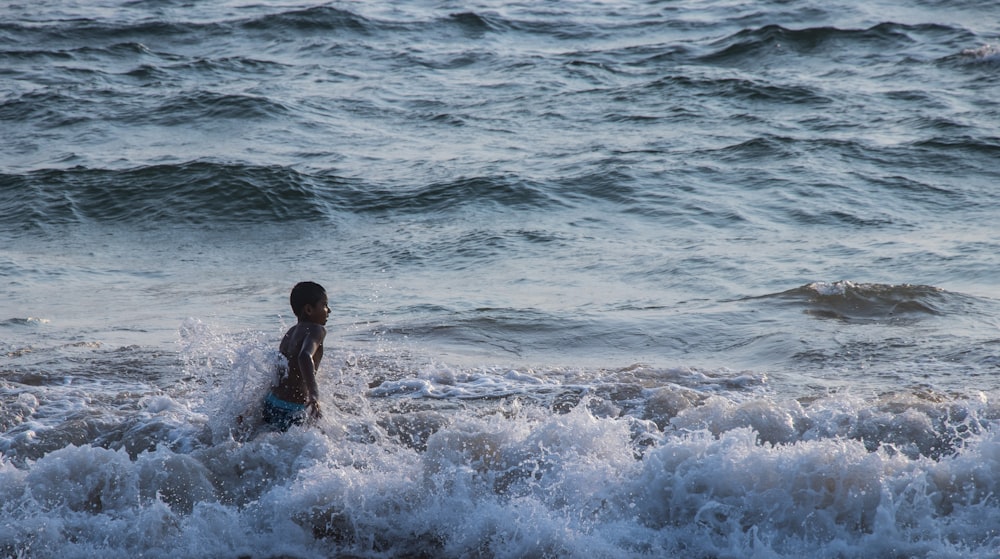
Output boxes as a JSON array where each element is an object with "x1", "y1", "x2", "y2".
[{"x1": 3, "y1": 0, "x2": 1000, "y2": 557}]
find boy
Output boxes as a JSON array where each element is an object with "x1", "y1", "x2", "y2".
[{"x1": 262, "y1": 281, "x2": 329, "y2": 431}]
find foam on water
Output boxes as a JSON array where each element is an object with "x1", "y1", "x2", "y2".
[
  {"x1": 5, "y1": 322, "x2": 1000, "y2": 557},
  {"x1": 961, "y1": 44, "x2": 1000, "y2": 63}
]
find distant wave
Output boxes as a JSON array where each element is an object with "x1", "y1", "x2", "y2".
[
  {"x1": 145, "y1": 91, "x2": 291, "y2": 123},
  {"x1": 0, "y1": 18, "x2": 214, "y2": 46},
  {"x1": 238, "y1": 5, "x2": 372, "y2": 33},
  {"x1": 1, "y1": 162, "x2": 328, "y2": 227},
  {"x1": 955, "y1": 43, "x2": 1000, "y2": 64},
  {"x1": 0, "y1": 7, "x2": 375, "y2": 63},
  {"x1": 752, "y1": 281, "x2": 962, "y2": 322},
  {"x1": 0, "y1": 163, "x2": 564, "y2": 229},
  {"x1": 698, "y1": 22, "x2": 974, "y2": 65},
  {"x1": 0, "y1": 89, "x2": 295, "y2": 128},
  {"x1": 0, "y1": 6, "x2": 519, "y2": 48}
]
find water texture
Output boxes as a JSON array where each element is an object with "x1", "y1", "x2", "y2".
[{"x1": 3, "y1": 0, "x2": 1000, "y2": 557}]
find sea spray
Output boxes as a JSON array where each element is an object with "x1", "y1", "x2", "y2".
[{"x1": 6, "y1": 342, "x2": 1000, "y2": 556}]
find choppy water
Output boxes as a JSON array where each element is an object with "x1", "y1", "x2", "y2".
[{"x1": 3, "y1": 1, "x2": 1000, "y2": 557}]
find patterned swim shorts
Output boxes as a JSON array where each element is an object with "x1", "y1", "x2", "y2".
[{"x1": 261, "y1": 392, "x2": 307, "y2": 431}]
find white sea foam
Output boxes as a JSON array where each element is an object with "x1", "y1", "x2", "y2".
[
  {"x1": 962, "y1": 44, "x2": 1000, "y2": 63},
  {"x1": 4, "y1": 323, "x2": 1000, "y2": 558},
  {"x1": 807, "y1": 280, "x2": 853, "y2": 297}
]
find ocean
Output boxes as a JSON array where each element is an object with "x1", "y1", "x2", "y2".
[{"x1": 3, "y1": 0, "x2": 1000, "y2": 557}]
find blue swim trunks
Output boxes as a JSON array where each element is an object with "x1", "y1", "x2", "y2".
[{"x1": 262, "y1": 392, "x2": 307, "y2": 431}]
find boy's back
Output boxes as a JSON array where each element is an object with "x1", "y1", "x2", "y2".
[
  {"x1": 262, "y1": 282, "x2": 329, "y2": 430},
  {"x1": 273, "y1": 320, "x2": 325, "y2": 407}
]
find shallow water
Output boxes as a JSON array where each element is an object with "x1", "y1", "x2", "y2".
[{"x1": 3, "y1": 0, "x2": 1000, "y2": 557}]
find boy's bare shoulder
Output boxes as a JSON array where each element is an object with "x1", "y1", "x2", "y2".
[
  {"x1": 297, "y1": 321, "x2": 326, "y2": 338},
  {"x1": 282, "y1": 322, "x2": 325, "y2": 349}
]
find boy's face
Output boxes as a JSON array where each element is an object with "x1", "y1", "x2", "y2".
[{"x1": 302, "y1": 294, "x2": 330, "y2": 325}]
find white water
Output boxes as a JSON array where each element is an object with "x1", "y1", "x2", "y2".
[{"x1": 4, "y1": 321, "x2": 1000, "y2": 558}]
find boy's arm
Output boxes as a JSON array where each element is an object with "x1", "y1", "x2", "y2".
[{"x1": 297, "y1": 325, "x2": 326, "y2": 412}]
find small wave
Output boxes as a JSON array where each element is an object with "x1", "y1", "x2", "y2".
[
  {"x1": 0, "y1": 7, "x2": 363, "y2": 57},
  {"x1": 635, "y1": 73, "x2": 832, "y2": 107},
  {"x1": 0, "y1": 162, "x2": 336, "y2": 227},
  {"x1": 441, "y1": 11, "x2": 594, "y2": 41},
  {"x1": 239, "y1": 6, "x2": 371, "y2": 33},
  {"x1": 0, "y1": 90, "x2": 99, "y2": 128},
  {"x1": 0, "y1": 48, "x2": 76, "y2": 62},
  {"x1": 956, "y1": 44, "x2": 1000, "y2": 64},
  {"x1": 2, "y1": 317, "x2": 51, "y2": 327},
  {"x1": 1, "y1": 17, "x2": 211, "y2": 45},
  {"x1": 699, "y1": 22, "x2": 965, "y2": 66},
  {"x1": 144, "y1": 90, "x2": 290, "y2": 123},
  {"x1": 447, "y1": 12, "x2": 500, "y2": 33},
  {"x1": 911, "y1": 135, "x2": 1000, "y2": 158},
  {"x1": 0, "y1": 164, "x2": 567, "y2": 229},
  {"x1": 176, "y1": 56, "x2": 289, "y2": 74},
  {"x1": 759, "y1": 281, "x2": 957, "y2": 323},
  {"x1": 712, "y1": 135, "x2": 799, "y2": 160},
  {"x1": 341, "y1": 175, "x2": 564, "y2": 214},
  {"x1": 120, "y1": 56, "x2": 289, "y2": 89}
]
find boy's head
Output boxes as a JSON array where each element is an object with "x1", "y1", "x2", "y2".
[{"x1": 290, "y1": 281, "x2": 327, "y2": 319}]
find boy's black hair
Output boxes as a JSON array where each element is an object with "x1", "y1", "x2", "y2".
[{"x1": 290, "y1": 281, "x2": 326, "y2": 318}]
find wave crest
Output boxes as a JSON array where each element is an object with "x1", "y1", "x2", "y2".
[
  {"x1": 700, "y1": 22, "x2": 967, "y2": 65},
  {"x1": 0, "y1": 164, "x2": 565, "y2": 229},
  {"x1": 1, "y1": 162, "x2": 333, "y2": 227},
  {"x1": 767, "y1": 281, "x2": 951, "y2": 322}
]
